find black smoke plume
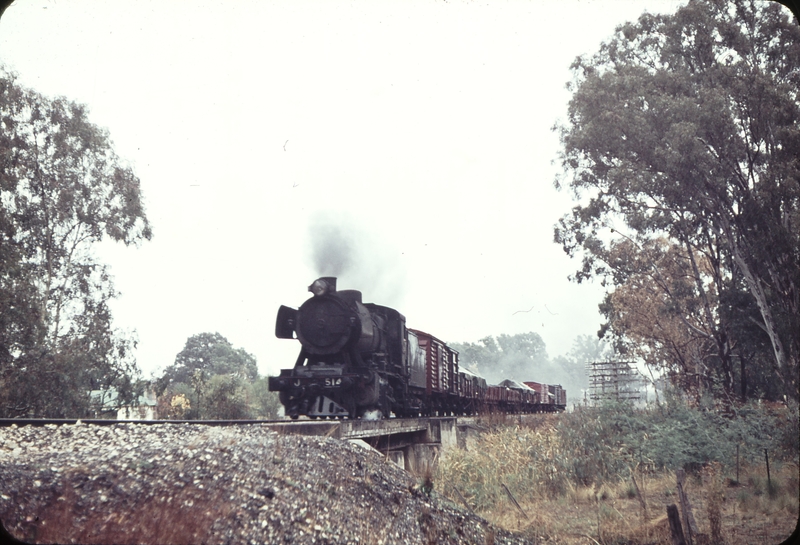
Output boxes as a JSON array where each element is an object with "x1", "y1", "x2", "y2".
[
  {"x1": 306, "y1": 211, "x2": 405, "y2": 307},
  {"x1": 309, "y1": 217, "x2": 354, "y2": 277}
]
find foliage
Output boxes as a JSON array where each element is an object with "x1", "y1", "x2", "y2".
[
  {"x1": 201, "y1": 374, "x2": 251, "y2": 420},
  {"x1": 452, "y1": 332, "x2": 609, "y2": 406},
  {"x1": 0, "y1": 67, "x2": 151, "y2": 417},
  {"x1": 155, "y1": 332, "x2": 257, "y2": 396},
  {"x1": 156, "y1": 332, "x2": 280, "y2": 420},
  {"x1": 451, "y1": 332, "x2": 550, "y2": 385},
  {"x1": 157, "y1": 392, "x2": 191, "y2": 420},
  {"x1": 438, "y1": 424, "x2": 799, "y2": 545},
  {"x1": 555, "y1": 393, "x2": 796, "y2": 484},
  {"x1": 157, "y1": 377, "x2": 282, "y2": 421},
  {"x1": 554, "y1": 0, "x2": 800, "y2": 402},
  {"x1": 249, "y1": 376, "x2": 283, "y2": 419},
  {"x1": 438, "y1": 399, "x2": 798, "y2": 532}
]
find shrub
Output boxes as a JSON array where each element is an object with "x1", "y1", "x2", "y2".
[
  {"x1": 437, "y1": 394, "x2": 798, "y2": 517},
  {"x1": 555, "y1": 394, "x2": 795, "y2": 484}
]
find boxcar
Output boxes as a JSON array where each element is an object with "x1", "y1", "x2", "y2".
[{"x1": 409, "y1": 329, "x2": 459, "y2": 415}]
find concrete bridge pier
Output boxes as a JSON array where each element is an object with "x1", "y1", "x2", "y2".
[
  {"x1": 399, "y1": 443, "x2": 437, "y2": 474},
  {"x1": 387, "y1": 417, "x2": 458, "y2": 474}
]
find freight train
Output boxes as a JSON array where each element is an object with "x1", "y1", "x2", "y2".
[{"x1": 268, "y1": 278, "x2": 566, "y2": 419}]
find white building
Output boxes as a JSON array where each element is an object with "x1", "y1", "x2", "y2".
[{"x1": 88, "y1": 386, "x2": 158, "y2": 420}]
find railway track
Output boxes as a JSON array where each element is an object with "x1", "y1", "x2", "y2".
[
  {"x1": 0, "y1": 413, "x2": 552, "y2": 428},
  {"x1": 0, "y1": 418, "x2": 284, "y2": 427}
]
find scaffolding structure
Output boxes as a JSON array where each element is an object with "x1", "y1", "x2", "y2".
[{"x1": 586, "y1": 360, "x2": 642, "y2": 404}]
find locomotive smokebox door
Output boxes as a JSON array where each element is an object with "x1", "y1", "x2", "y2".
[
  {"x1": 295, "y1": 295, "x2": 357, "y2": 355},
  {"x1": 275, "y1": 305, "x2": 298, "y2": 339}
]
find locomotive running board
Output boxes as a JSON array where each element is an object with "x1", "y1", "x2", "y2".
[{"x1": 308, "y1": 396, "x2": 349, "y2": 417}]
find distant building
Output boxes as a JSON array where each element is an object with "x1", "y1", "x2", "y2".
[{"x1": 88, "y1": 386, "x2": 158, "y2": 420}]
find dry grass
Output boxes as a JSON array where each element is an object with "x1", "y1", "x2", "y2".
[
  {"x1": 437, "y1": 425, "x2": 799, "y2": 545},
  {"x1": 437, "y1": 422, "x2": 567, "y2": 512},
  {"x1": 474, "y1": 465, "x2": 797, "y2": 545}
]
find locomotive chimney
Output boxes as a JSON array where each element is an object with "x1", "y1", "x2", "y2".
[{"x1": 308, "y1": 277, "x2": 337, "y2": 296}]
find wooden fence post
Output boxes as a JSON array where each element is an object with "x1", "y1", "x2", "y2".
[
  {"x1": 736, "y1": 444, "x2": 740, "y2": 483},
  {"x1": 676, "y1": 469, "x2": 698, "y2": 545},
  {"x1": 765, "y1": 449, "x2": 772, "y2": 489},
  {"x1": 631, "y1": 472, "x2": 648, "y2": 521},
  {"x1": 667, "y1": 504, "x2": 687, "y2": 545}
]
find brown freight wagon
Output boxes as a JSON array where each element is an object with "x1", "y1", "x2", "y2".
[
  {"x1": 408, "y1": 329, "x2": 459, "y2": 415},
  {"x1": 548, "y1": 384, "x2": 566, "y2": 410},
  {"x1": 458, "y1": 367, "x2": 486, "y2": 415},
  {"x1": 498, "y1": 378, "x2": 539, "y2": 412},
  {"x1": 485, "y1": 384, "x2": 507, "y2": 412}
]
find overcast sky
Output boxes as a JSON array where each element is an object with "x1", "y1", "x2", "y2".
[{"x1": 1, "y1": 0, "x2": 686, "y2": 379}]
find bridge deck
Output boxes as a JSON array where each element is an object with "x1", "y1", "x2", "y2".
[
  {"x1": 0, "y1": 417, "x2": 435, "y2": 440},
  {"x1": 262, "y1": 417, "x2": 431, "y2": 440}
]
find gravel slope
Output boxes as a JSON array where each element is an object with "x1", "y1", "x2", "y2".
[{"x1": 0, "y1": 422, "x2": 535, "y2": 545}]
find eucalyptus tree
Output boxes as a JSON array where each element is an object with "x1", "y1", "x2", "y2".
[
  {"x1": 0, "y1": 68, "x2": 151, "y2": 416},
  {"x1": 554, "y1": 0, "x2": 799, "y2": 400}
]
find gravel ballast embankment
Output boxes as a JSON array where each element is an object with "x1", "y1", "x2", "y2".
[{"x1": 0, "y1": 422, "x2": 534, "y2": 545}]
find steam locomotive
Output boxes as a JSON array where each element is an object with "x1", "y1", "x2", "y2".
[{"x1": 268, "y1": 278, "x2": 566, "y2": 419}]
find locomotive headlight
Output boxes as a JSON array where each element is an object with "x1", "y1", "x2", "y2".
[{"x1": 309, "y1": 278, "x2": 331, "y2": 296}]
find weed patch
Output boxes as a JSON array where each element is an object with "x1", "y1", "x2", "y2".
[{"x1": 437, "y1": 399, "x2": 799, "y2": 545}]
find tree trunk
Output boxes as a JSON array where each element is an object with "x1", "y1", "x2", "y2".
[
  {"x1": 739, "y1": 349, "x2": 747, "y2": 402},
  {"x1": 726, "y1": 228, "x2": 791, "y2": 395}
]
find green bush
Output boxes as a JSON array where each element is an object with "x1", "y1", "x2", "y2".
[{"x1": 555, "y1": 393, "x2": 797, "y2": 485}]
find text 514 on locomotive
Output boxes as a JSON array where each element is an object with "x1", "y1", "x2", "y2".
[{"x1": 268, "y1": 278, "x2": 566, "y2": 419}]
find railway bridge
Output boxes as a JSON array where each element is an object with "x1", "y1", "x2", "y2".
[{"x1": 263, "y1": 417, "x2": 459, "y2": 472}]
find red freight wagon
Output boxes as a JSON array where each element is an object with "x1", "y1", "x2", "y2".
[
  {"x1": 521, "y1": 386, "x2": 538, "y2": 407},
  {"x1": 524, "y1": 381, "x2": 551, "y2": 407},
  {"x1": 409, "y1": 329, "x2": 459, "y2": 396},
  {"x1": 458, "y1": 367, "x2": 482, "y2": 400},
  {"x1": 409, "y1": 329, "x2": 459, "y2": 414}
]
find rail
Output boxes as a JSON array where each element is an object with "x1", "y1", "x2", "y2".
[{"x1": 0, "y1": 417, "x2": 438, "y2": 441}]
